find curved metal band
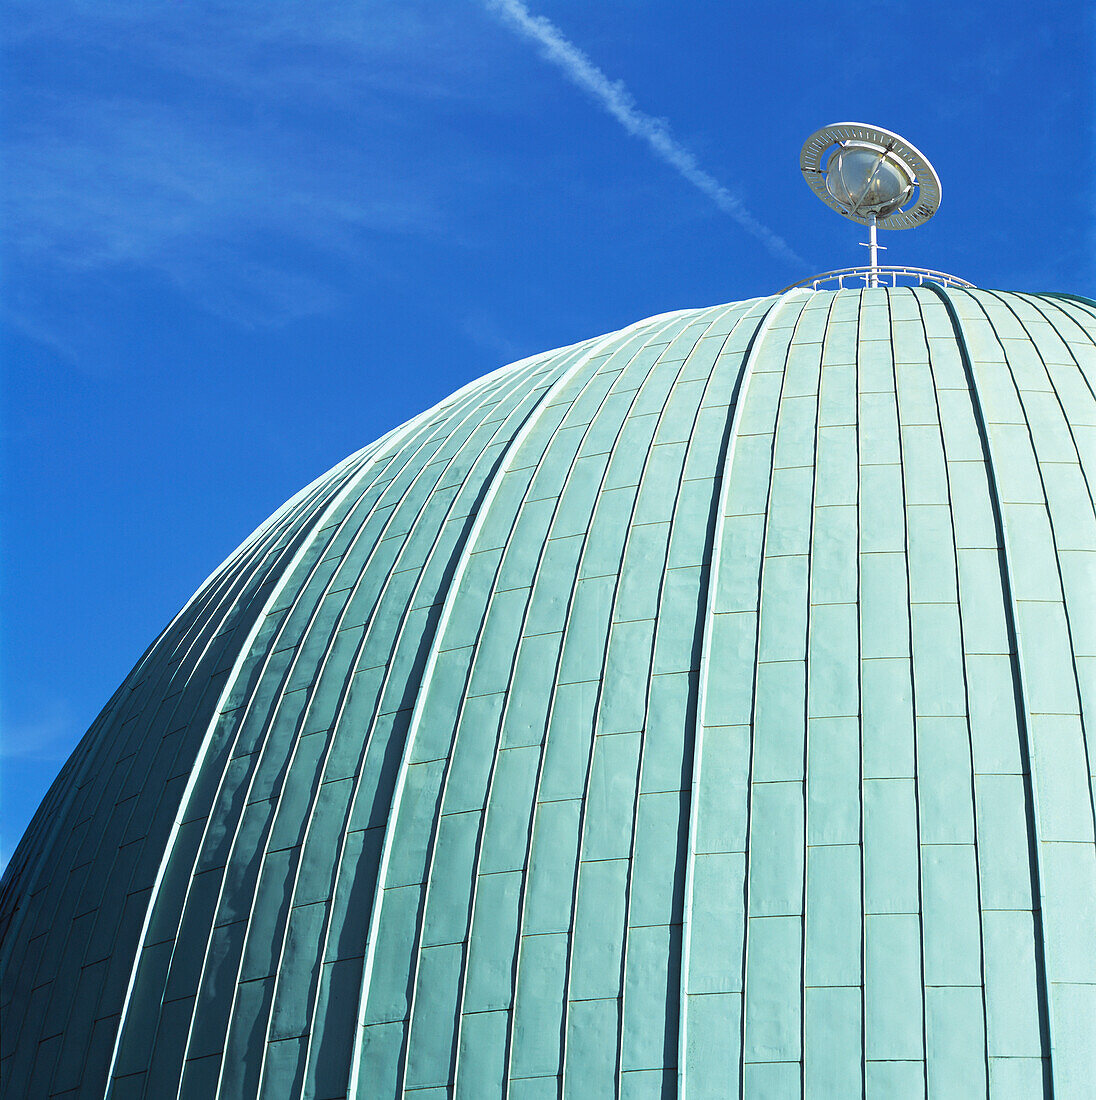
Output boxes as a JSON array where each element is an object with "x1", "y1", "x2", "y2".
[{"x1": 781, "y1": 266, "x2": 975, "y2": 293}]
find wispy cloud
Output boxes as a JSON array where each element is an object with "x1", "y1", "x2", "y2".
[
  {"x1": 485, "y1": 0, "x2": 806, "y2": 269},
  {"x1": 8, "y1": 91, "x2": 444, "y2": 327},
  {"x1": 3, "y1": 2, "x2": 481, "y2": 334}
]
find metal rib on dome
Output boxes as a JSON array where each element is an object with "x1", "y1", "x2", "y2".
[{"x1": 1, "y1": 286, "x2": 1095, "y2": 1098}]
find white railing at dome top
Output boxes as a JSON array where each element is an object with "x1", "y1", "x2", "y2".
[{"x1": 783, "y1": 265, "x2": 975, "y2": 292}]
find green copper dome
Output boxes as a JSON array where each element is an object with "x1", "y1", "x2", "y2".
[{"x1": 2, "y1": 286, "x2": 1095, "y2": 1099}]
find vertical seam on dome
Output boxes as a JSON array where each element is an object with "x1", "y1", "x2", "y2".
[
  {"x1": 910, "y1": 288, "x2": 992, "y2": 1097},
  {"x1": 675, "y1": 288, "x2": 809, "y2": 1100},
  {"x1": 669, "y1": 290, "x2": 779, "y2": 1091},
  {"x1": 883, "y1": 288, "x2": 930, "y2": 1097},
  {"x1": 737, "y1": 290, "x2": 813, "y2": 1098},
  {"x1": 922, "y1": 283, "x2": 1057, "y2": 1097},
  {"x1": 980, "y1": 289, "x2": 1096, "y2": 833},
  {"x1": 346, "y1": 307, "x2": 697, "y2": 1100},
  {"x1": 797, "y1": 289, "x2": 840, "y2": 1098},
  {"x1": 548, "y1": 306, "x2": 758, "y2": 1098},
  {"x1": 101, "y1": 411, "x2": 444, "y2": 1098},
  {"x1": 610, "y1": 306, "x2": 736, "y2": 1097},
  {"x1": 978, "y1": 289, "x2": 1096, "y2": 1092},
  {"x1": 854, "y1": 290, "x2": 868, "y2": 1100}
]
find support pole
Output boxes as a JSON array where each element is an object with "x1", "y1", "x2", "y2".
[{"x1": 868, "y1": 215, "x2": 879, "y2": 287}]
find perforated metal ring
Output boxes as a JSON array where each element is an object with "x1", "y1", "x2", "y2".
[{"x1": 800, "y1": 122, "x2": 941, "y2": 229}]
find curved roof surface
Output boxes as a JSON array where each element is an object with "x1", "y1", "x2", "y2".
[{"x1": 2, "y1": 286, "x2": 1095, "y2": 1098}]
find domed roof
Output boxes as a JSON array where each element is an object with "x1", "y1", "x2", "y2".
[{"x1": 2, "y1": 285, "x2": 1095, "y2": 1098}]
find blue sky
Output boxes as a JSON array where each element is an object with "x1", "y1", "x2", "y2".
[{"x1": 2, "y1": 0, "x2": 1093, "y2": 865}]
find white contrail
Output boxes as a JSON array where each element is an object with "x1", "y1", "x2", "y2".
[{"x1": 486, "y1": 0, "x2": 807, "y2": 268}]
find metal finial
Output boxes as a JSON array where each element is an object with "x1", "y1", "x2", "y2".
[{"x1": 800, "y1": 123, "x2": 942, "y2": 288}]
